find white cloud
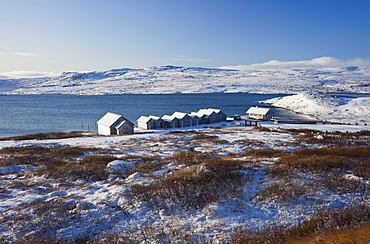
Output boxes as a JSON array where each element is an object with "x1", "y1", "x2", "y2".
[
  {"x1": 220, "y1": 57, "x2": 370, "y2": 70},
  {"x1": 0, "y1": 71, "x2": 58, "y2": 79},
  {"x1": 11, "y1": 52, "x2": 40, "y2": 57}
]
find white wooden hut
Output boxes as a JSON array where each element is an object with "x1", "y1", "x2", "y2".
[
  {"x1": 172, "y1": 112, "x2": 193, "y2": 127},
  {"x1": 210, "y1": 108, "x2": 227, "y2": 122},
  {"x1": 246, "y1": 106, "x2": 273, "y2": 120},
  {"x1": 190, "y1": 111, "x2": 209, "y2": 124},
  {"x1": 137, "y1": 115, "x2": 165, "y2": 129},
  {"x1": 161, "y1": 115, "x2": 181, "y2": 128},
  {"x1": 196, "y1": 108, "x2": 227, "y2": 124},
  {"x1": 188, "y1": 113, "x2": 200, "y2": 126},
  {"x1": 97, "y1": 112, "x2": 134, "y2": 135}
]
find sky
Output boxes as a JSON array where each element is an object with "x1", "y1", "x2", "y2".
[{"x1": 1, "y1": 0, "x2": 370, "y2": 77}]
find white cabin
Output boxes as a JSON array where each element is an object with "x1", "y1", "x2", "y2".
[
  {"x1": 137, "y1": 115, "x2": 165, "y2": 129},
  {"x1": 246, "y1": 106, "x2": 273, "y2": 121},
  {"x1": 161, "y1": 115, "x2": 181, "y2": 128},
  {"x1": 171, "y1": 112, "x2": 193, "y2": 127},
  {"x1": 97, "y1": 112, "x2": 134, "y2": 135}
]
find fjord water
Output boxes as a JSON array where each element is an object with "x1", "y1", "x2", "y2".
[{"x1": 0, "y1": 93, "x2": 296, "y2": 138}]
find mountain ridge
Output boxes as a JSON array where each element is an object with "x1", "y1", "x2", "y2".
[{"x1": 1, "y1": 65, "x2": 370, "y2": 95}]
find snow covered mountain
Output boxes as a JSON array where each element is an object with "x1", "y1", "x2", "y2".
[{"x1": 2, "y1": 65, "x2": 370, "y2": 95}]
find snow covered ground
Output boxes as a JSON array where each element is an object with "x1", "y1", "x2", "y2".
[
  {"x1": 0, "y1": 122, "x2": 369, "y2": 242},
  {"x1": 1, "y1": 65, "x2": 370, "y2": 95}
]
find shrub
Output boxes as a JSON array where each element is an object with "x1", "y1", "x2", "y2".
[
  {"x1": 0, "y1": 146, "x2": 50, "y2": 155},
  {"x1": 291, "y1": 129, "x2": 370, "y2": 146},
  {"x1": 1, "y1": 198, "x2": 73, "y2": 243},
  {"x1": 252, "y1": 182, "x2": 306, "y2": 203},
  {"x1": 203, "y1": 158, "x2": 244, "y2": 173},
  {"x1": 269, "y1": 146, "x2": 370, "y2": 175},
  {"x1": 51, "y1": 146, "x2": 94, "y2": 158},
  {"x1": 0, "y1": 131, "x2": 96, "y2": 141},
  {"x1": 0, "y1": 145, "x2": 114, "y2": 181},
  {"x1": 244, "y1": 148, "x2": 287, "y2": 158},
  {"x1": 130, "y1": 159, "x2": 245, "y2": 210},
  {"x1": 282, "y1": 128, "x2": 317, "y2": 135},
  {"x1": 130, "y1": 166, "x2": 217, "y2": 210},
  {"x1": 52, "y1": 155, "x2": 117, "y2": 181},
  {"x1": 353, "y1": 166, "x2": 370, "y2": 179},
  {"x1": 254, "y1": 126, "x2": 271, "y2": 132},
  {"x1": 230, "y1": 204, "x2": 370, "y2": 244},
  {"x1": 191, "y1": 133, "x2": 219, "y2": 140},
  {"x1": 129, "y1": 160, "x2": 165, "y2": 175},
  {"x1": 318, "y1": 173, "x2": 367, "y2": 195},
  {"x1": 169, "y1": 151, "x2": 211, "y2": 166}
]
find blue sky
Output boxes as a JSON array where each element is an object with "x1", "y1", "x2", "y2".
[{"x1": 1, "y1": 0, "x2": 370, "y2": 76}]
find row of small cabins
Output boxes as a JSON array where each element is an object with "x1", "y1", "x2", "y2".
[
  {"x1": 137, "y1": 108, "x2": 227, "y2": 130},
  {"x1": 97, "y1": 107, "x2": 273, "y2": 135}
]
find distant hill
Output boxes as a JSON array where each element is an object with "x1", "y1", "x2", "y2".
[{"x1": 1, "y1": 65, "x2": 370, "y2": 95}]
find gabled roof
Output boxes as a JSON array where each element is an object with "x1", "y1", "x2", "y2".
[
  {"x1": 188, "y1": 112, "x2": 200, "y2": 118},
  {"x1": 97, "y1": 112, "x2": 134, "y2": 127},
  {"x1": 161, "y1": 115, "x2": 178, "y2": 122},
  {"x1": 137, "y1": 115, "x2": 161, "y2": 123},
  {"x1": 172, "y1": 112, "x2": 189, "y2": 119},
  {"x1": 246, "y1": 106, "x2": 271, "y2": 115},
  {"x1": 207, "y1": 108, "x2": 222, "y2": 113},
  {"x1": 114, "y1": 119, "x2": 132, "y2": 129},
  {"x1": 97, "y1": 112, "x2": 125, "y2": 127},
  {"x1": 197, "y1": 108, "x2": 221, "y2": 115},
  {"x1": 190, "y1": 111, "x2": 208, "y2": 118}
]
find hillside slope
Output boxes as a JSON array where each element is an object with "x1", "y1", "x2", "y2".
[
  {"x1": 2, "y1": 65, "x2": 370, "y2": 95},
  {"x1": 264, "y1": 92, "x2": 370, "y2": 124}
]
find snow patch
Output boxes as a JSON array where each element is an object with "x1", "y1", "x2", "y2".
[{"x1": 106, "y1": 160, "x2": 134, "y2": 175}]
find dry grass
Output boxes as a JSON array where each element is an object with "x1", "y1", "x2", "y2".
[
  {"x1": 190, "y1": 132, "x2": 229, "y2": 144},
  {"x1": 318, "y1": 173, "x2": 367, "y2": 195},
  {"x1": 168, "y1": 150, "x2": 212, "y2": 166},
  {"x1": 191, "y1": 133, "x2": 219, "y2": 140},
  {"x1": 129, "y1": 159, "x2": 165, "y2": 175},
  {"x1": 230, "y1": 205, "x2": 370, "y2": 244},
  {"x1": 0, "y1": 131, "x2": 97, "y2": 141},
  {"x1": 296, "y1": 224, "x2": 370, "y2": 244},
  {"x1": 251, "y1": 182, "x2": 306, "y2": 202},
  {"x1": 253, "y1": 145, "x2": 370, "y2": 203},
  {"x1": 130, "y1": 158, "x2": 246, "y2": 210},
  {"x1": 289, "y1": 129, "x2": 370, "y2": 146},
  {"x1": 0, "y1": 145, "x2": 116, "y2": 181},
  {"x1": 0, "y1": 198, "x2": 73, "y2": 243},
  {"x1": 252, "y1": 126, "x2": 271, "y2": 132},
  {"x1": 269, "y1": 146, "x2": 370, "y2": 175},
  {"x1": 244, "y1": 148, "x2": 288, "y2": 158}
]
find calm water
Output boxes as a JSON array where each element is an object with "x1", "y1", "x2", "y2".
[{"x1": 0, "y1": 93, "x2": 301, "y2": 138}]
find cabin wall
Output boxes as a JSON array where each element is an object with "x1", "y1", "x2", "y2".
[
  {"x1": 248, "y1": 113, "x2": 263, "y2": 120},
  {"x1": 181, "y1": 118, "x2": 191, "y2": 127},
  {"x1": 218, "y1": 112, "x2": 227, "y2": 122},
  {"x1": 192, "y1": 118, "x2": 199, "y2": 126},
  {"x1": 138, "y1": 121, "x2": 149, "y2": 129},
  {"x1": 117, "y1": 125, "x2": 134, "y2": 134},
  {"x1": 265, "y1": 111, "x2": 273, "y2": 120},
  {"x1": 98, "y1": 125, "x2": 112, "y2": 135}
]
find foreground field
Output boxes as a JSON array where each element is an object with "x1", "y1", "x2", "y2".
[{"x1": 0, "y1": 124, "x2": 369, "y2": 243}]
